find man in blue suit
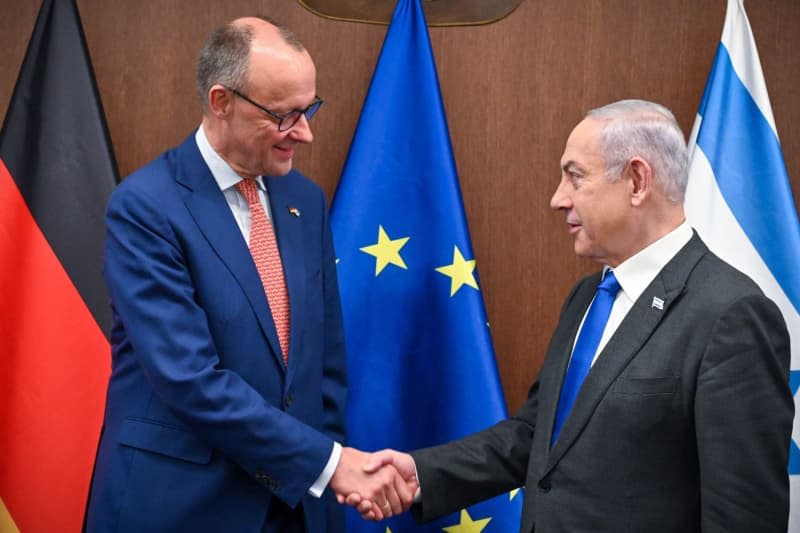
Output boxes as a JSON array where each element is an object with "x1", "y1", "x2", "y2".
[{"x1": 85, "y1": 16, "x2": 412, "y2": 532}]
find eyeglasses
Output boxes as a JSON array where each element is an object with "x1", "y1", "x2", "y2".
[{"x1": 226, "y1": 86, "x2": 323, "y2": 132}]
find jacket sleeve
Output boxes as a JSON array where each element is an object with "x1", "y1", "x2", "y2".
[
  {"x1": 318, "y1": 193, "x2": 347, "y2": 445},
  {"x1": 410, "y1": 380, "x2": 539, "y2": 522},
  {"x1": 317, "y1": 191, "x2": 348, "y2": 531},
  {"x1": 695, "y1": 294, "x2": 793, "y2": 532}
]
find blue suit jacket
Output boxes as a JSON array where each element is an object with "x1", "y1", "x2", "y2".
[{"x1": 85, "y1": 134, "x2": 347, "y2": 532}]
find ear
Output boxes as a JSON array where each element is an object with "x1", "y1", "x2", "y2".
[
  {"x1": 208, "y1": 85, "x2": 233, "y2": 117},
  {"x1": 627, "y1": 157, "x2": 652, "y2": 207}
]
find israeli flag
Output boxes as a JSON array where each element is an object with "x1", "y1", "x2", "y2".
[{"x1": 685, "y1": 0, "x2": 800, "y2": 529}]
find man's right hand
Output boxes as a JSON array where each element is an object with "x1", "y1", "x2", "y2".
[
  {"x1": 345, "y1": 449, "x2": 419, "y2": 520},
  {"x1": 330, "y1": 447, "x2": 417, "y2": 520}
]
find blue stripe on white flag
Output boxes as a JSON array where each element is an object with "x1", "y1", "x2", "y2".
[{"x1": 695, "y1": 44, "x2": 800, "y2": 314}]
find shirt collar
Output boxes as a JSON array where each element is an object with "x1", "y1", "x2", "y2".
[
  {"x1": 194, "y1": 125, "x2": 265, "y2": 192},
  {"x1": 609, "y1": 220, "x2": 693, "y2": 302}
]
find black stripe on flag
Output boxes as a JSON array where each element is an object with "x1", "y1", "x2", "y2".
[{"x1": 0, "y1": 0, "x2": 119, "y2": 337}]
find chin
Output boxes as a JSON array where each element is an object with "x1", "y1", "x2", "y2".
[
  {"x1": 573, "y1": 240, "x2": 589, "y2": 257},
  {"x1": 573, "y1": 243, "x2": 600, "y2": 262}
]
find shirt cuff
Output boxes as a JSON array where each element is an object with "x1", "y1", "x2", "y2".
[{"x1": 308, "y1": 441, "x2": 342, "y2": 498}]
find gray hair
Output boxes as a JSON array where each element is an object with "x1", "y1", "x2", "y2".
[
  {"x1": 196, "y1": 16, "x2": 304, "y2": 113},
  {"x1": 587, "y1": 99, "x2": 688, "y2": 203}
]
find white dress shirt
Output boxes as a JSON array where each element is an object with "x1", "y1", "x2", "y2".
[
  {"x1": 579, "y1": 221, "x2": 694, "y2": 366},
  {"x1": 194, "y1": 126, "x2": 341, "y2": 498}
]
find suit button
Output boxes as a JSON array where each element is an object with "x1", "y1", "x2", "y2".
[
  {"x1": 283, "y1": 394, "x2": 294, "y2": 408},
  {"x1": 254, "y1": 470, "x2": 278, "y2": 490},
  {"x1": 538, "y1": 479, "x2": 551, "y2": 492}
]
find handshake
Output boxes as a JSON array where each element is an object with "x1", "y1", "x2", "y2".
[{"x1": 329, "y1": 447, "x2": 418, "y2": 521}]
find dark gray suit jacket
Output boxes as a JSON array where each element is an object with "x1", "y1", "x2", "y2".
[{"x1": 412, "y1": 233, "x2": 793, "y2": 533}]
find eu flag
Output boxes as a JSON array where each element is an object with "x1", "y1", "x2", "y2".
[
  {"x1": 330, "y1": 0, "x2": 522, "y2": 531},
  {"x1": 684, "y1": 0, "x2": 800, "y2": 529}
]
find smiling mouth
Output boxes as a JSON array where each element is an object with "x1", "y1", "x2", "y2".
[{"x1": 274, "y1": 145, "x2": 294, "y2": 157}]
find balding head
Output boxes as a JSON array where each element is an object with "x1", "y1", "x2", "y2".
[
  {"x1": 196, "y1": 16, "x2": 306, "y2": 113},
  {"x1": 231, "y1": 16, "x2": 304, "y2": 51}
]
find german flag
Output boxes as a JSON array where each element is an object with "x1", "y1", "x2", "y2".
[{"x1": 0, "y1": 0, "x2": 117, "y2": 531}]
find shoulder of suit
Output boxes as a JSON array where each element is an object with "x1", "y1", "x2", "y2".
[
  {"x1": 281, "y1": 168, "x2": 323, "y2": 193},
  {"x1": 686, "y1": 249, "x2": 768, "y2": 303},
  {"x1": 113, "y1": 151, "x2": 173, "y2": 193},
  {"x1": 108, "y1": 146, "x2": 183, "y2": 218}
]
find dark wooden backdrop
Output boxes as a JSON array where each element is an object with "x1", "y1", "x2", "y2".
[{"x1": 2, "y1": 0, "x2": 798, "y2": 413}]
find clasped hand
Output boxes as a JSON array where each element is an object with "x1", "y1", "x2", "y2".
[{"x1": 330, "y1": 447, "x2": 417, "y2": 521}]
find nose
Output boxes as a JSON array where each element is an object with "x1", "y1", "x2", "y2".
[
  {"x1": 550, "y1": 177, "x2": 571, "y2": 211},
  {"x1": 288, "y1": 114, "x2": 313, "y2": 144}
]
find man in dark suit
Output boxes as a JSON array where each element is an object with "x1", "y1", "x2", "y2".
[
  {"x1": 84, "y1": 16, "x2": 411, "y2": 533},
  {"x1": 354, "y1": 99, "x2": 794, "y2": 532}
]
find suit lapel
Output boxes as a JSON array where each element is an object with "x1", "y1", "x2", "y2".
[
  {"x1": 536, "y1": 274, "x2": 599, "y2": 455},
  {"x1": 173, "y1": 136, "x2": 285, "y2": 370},
  {"x1": 543, "y1": 234, "x2": 708, "y2": 472},
  {"x1": 266, "y1": 174, "x2": 306, "y2": 383}
]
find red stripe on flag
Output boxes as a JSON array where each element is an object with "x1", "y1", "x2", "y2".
[{"x1": 0, "y1": 158, "x2": 109, "y2": 533}]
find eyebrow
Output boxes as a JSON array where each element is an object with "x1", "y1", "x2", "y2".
[{"x1": 562, "y1": 161, "x2": 584, "y2": 174}]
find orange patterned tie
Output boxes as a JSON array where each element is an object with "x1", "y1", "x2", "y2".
[{"x1": 236, "y1": 178, "x2": 290, "y2": 364}]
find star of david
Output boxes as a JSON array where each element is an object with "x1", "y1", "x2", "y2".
[{"x1": 789, "y1": 370, "x2": 800, "y2": 475}]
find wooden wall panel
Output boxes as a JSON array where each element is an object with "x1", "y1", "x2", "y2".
[{"x1": 1, "y1": 0, "x2": 798, "y2": 413}]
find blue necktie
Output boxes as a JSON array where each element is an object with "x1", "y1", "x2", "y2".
[{"x1": 551, "y1": 270, "x2": 621, "y2": 445}]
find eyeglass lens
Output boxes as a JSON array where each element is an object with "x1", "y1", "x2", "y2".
[{"x1": 279, "y1": 99, "x2": 323, "y2": 131}]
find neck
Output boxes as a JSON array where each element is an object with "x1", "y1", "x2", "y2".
[
  {"x1": 201, "y1": 118, "x2": 256, "y2": 180},
  {"x1": 607, "y1": 206, "x2": 685, "y2": 267}
]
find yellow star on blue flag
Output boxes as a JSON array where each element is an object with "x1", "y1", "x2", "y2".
[
  {"x1": 360, "y1": 225, "x2": 409, "y2": 276},
  {"x1": 436, "y1": 245, "x2": 478, "y2": 296},
  {"x1": 443, "y1": 510, "x2": 492, "y2": 533}
]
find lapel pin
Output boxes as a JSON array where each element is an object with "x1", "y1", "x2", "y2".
[
  {"x1": 288, "y1": 207, "x2": 301, "y2": 217},
  {"x1": 651, "y1": 296, "x2": 664, "y2": 310}
]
